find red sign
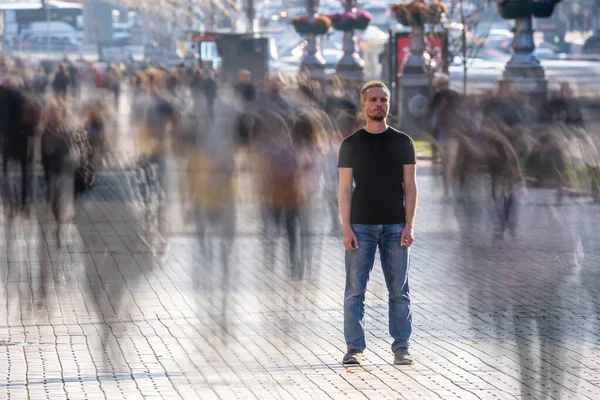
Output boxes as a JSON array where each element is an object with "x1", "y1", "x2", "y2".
[
  {"x1": 396, "y1": 34, "x2": 445, "y2": 75},
  {"x1": 191, "y1": 35, "x2": 216, "y2": 43}
]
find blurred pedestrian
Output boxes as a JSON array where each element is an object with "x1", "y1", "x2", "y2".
[
  {"x1": 52, "y1": 64, "x2": 69, "y2": 99},
  {"x1": 136, "y1": 72, "x2": 180, "y2": 237},
  {"x1": 202, "y1": 70, "x2": 218, "y2": 121},
  {"x1": 67, "y1": 60, "x2": 79, "y2": 97},
  {"x1": 234, "y1": 69, "x2": 256, "y2": 104},
  {"x1": 33, "y1": 65, "x2": 48, "y2": 95},
  {"x1": 107, "y1": 64, "x2": 122, "y2": 106},
  {"x1": 545, "y1": 82, "x2": 584, "y2": 127},
  {"x1": 40, "y1": 99, "x2": 77, "y2": 246},
  {"x1": 190, "y1": 69, "x2": 205, "y2": 111}
]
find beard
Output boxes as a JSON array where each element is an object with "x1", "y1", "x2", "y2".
[{"x1": 368, "y1": 113, "x2": 386, "y2": 122}]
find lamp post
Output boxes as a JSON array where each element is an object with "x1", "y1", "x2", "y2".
[
  {"x1": 336, "y1": 0, "x2": 364, "y2": 80},
  {"x1": 45, "y1": 0, "x2": 52, "y2": 54},
  {"x1": 499, "y1": 3, "x2": 552, "y2": 114},
  {"x1": 300, "y1": 0, "x2": 326, "y2": 78},
  {"x1": 400, "y1": 20, "x2": 432, "y2": 135},
  {"x1": 503, "y1": 15, "x2": 547, "y2": 95},
  {"x1": 246, "y1": 0, "x2": 256, "y2": 32}
]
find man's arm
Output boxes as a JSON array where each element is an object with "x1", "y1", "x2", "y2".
[
  {"x1": 402, "y1": 164, "x2": 418, "y2": 247},
  {"x1": 338, "y1": 167, "x2": 353, "y2": 232},
  {"x1": 339, "y1": 167, "x2": 358, "y2": 251}
]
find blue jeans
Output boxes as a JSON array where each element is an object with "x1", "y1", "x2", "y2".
[{"x1": 344, "y1": 224, "x2": 412, "y2": 352}]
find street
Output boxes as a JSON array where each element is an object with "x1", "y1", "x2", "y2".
[
  {"x1": 2, "y1": 2, "x2": 600, "y2": 398},
  {"x1": 1, "y1": 123, "x2": 600, "y2": 398}
]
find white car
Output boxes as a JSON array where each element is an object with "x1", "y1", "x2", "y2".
[
  {"x1": 487, "y1": 28, "x2": 514, "y2": 42},
  {"x1": 533, "y1": 47, "x2": 556, "y2": 60}
]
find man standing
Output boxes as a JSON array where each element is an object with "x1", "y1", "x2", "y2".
[{"x1": 338, "y1": 81, "x2": 418, "y2": 365}]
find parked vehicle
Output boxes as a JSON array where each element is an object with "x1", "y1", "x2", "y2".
[{"x1": 21, "y1": 34, "x2": 80, "y2": 52}]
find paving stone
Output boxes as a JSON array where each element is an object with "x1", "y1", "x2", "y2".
[{"x1": 2, "y1": 106, "x2": 600, "y2": 398}]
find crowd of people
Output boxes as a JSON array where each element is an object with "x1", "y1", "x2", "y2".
[
  {"x1": 1, "y1": 50, "x2": 600, "y2": 370},
  {"x1": 1, "y1": 52, "x2": 599, "y2": 267},
  {"x1": 0, "y1": 55, "x2": 368, "y2": 280},
  {"x1": 429, "y1": 73, "x2": 600, "y2": 238}
]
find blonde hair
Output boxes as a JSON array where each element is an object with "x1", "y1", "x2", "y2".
[
  {"x1": 42, "y1": 98, "x2": 67, "y2": 128},
  {"x1": 433, "y1": 73, "x2": 449, "y2": 89},
  {"x1": 360, "y1": 81, "x2": 390, "y2": 100}
]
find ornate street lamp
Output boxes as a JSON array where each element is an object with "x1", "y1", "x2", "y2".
[
  {"x1": 497, "y1": 0, "x2": 562, "y2": 111},
  {"x1": 329, "y1": 0, "x2": 371, "y2": 80},
  {"x1": 391, "y1": 1, "x2": 445, "y2": 133},
  {"x1": 293, "y1": 0, "x2": 329, "y2": 79}
]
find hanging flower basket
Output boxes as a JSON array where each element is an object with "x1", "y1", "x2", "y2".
[
  {"x1": 532, "y1": 1, "x2": 557, "y2": 18},
  {"x1": 391, "y1": 1, "x2": 446, "y2": 26},
  {"x1": 497, "y1": 0, "x2": 559, "y2": 19},
  {"x1": 329, "y1": 10, "x2": 372, "y2": 31},
  {"x1": 424, "y1": 2, "x2": 447, "y2": 24},
  {"x1": 292, "y1": 16, "x2": 332, "y2": 35},
  {"x1": 497, "y1": 0, "x2": 531, "y2": 18}
]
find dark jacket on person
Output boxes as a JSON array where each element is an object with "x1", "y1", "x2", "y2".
[
  {"x1": 53, "y1": 71, "x2": 70, "y2": 95},
  {"x1": 544, "y1": 97, "x2": 584, "y2": 126},
  {"x1": 234, "y1": 82, "x2": 256, "y2": 103},
  {"x1": 202, "y1": 77, "x2": 218, "y2": 99}
]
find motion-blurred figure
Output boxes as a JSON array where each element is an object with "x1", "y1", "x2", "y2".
[
  {"x1": 135, "y1": 72, "x2": 179, "y2": 240},
  {"x1": 40, "y1": 99, "x2": 78, "y2": 247},
  {"x1": 202, "y1": 70, "x2": 218, "y2": 121},
  {"x1": 52, "y1": 64, "x2": 70, "y2": 100},
  {"x1": 429, "y1": 73, "x2": 463, "y2": 197},
  {"x1": 0, "y1": 76, "x2": 41, "y2": 215}
]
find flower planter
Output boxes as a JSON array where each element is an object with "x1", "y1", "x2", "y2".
[
  {"x1": 532, "y1": 2, "x2": 556, "y2": 18},
  {"x1": 424, "y1": 3, "x2": 446, "y2": 24},
  {"x1": 498, "y1": 1, "x2": 557, "y2": 19},
  {"x1": 331, "y1": 18, "x2": 371, "y2": 31},
  {"x1": 497, "y1": 1, "x2": 532, "y2": 19},
  {"x1": 329, "y1": 10, "x2": 372, "y2": 32},
  {"x1": 426, "y1": 14, "x2": 443, "y2": 24},
  {"x1": 292, "y1": 16, "x2": 331, "y2": 35},
  {"x1": 294, "y1": 24, "x2": 330, "y2": 35},
  {"x1": 392, "y1": 2, "x2": 446, "y2": 26},
  {"x1": 394, "y1": 11, "x2": 425, "y2": 26}
]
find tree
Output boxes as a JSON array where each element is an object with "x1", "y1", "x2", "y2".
[
  {"x1": 101, "y1": 0, "x2": 241, "y2": 24},
  {"x1": 441, "y1": 0, "x2": 499, "y2": 93}
]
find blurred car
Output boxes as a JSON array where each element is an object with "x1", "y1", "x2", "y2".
[
  {"x1": 21, "y1": 35, "x2": 80, "y2": 52},
  {"x1": 359, "y1": 2, "x2": 394, "y2": 32},
  {"x1": 534, "y1": 47, "x2": 557, "y2": 60},
  {"x1": 583, "y1": 36, "x2": 600, "y2": 56},
  {"x1": 487, "y1": 28, "x2": 513, "y2": 48}
]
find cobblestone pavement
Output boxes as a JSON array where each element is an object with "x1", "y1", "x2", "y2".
[
  {"x1": 1, "y1": 158, "x2": 600, "y2": 400},
  {"x1": 1, "y1": 86, "x2": 600, "y2": 399}
]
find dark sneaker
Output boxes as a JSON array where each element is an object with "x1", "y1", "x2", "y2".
[
  {"x1": 393, "y1": 347, "x2": 414, "y2": 365},
  {"x1": 342, "y1": 349, "x2": 363, "y2": 365}
]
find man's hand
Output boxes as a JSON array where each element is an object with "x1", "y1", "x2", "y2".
[
  {"x1": 401, "y1": 226, "x2": 414, "y2": 247},
  {"x1": 343, "y1": 229, "x2": 359, "y2": 251}
]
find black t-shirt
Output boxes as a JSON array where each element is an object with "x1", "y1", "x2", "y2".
[{"x1": 338, "y1": 127, "x2": 416, "y2": 225}]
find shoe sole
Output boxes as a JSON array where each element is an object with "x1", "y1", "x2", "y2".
[
  {"x1": 394, "y1": 360, "x2": 414, "y2": 365},
  {"x1": 342, "y1": 359, "x2": 361, "y2": 365}
]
